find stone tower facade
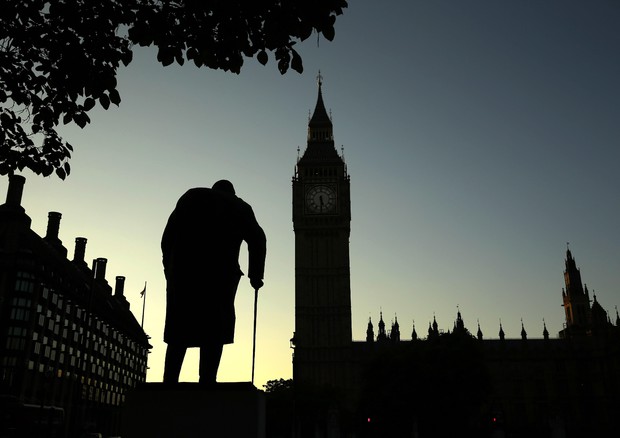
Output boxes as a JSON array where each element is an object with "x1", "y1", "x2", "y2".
[
  {"x1": 292, "y1": 76, "x2": 352, "y2": 389},
  {"x1": 560, "y1": 247, "x2": 592, "y2": 336}
]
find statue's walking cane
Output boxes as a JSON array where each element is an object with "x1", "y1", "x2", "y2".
[{"x1": 251, "y1": 287, "x2": 259, "y2": 385}]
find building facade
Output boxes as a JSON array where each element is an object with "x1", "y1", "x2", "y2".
[
  {"x1": 292, "y1": 74, "x2": 353, "y2": 391},
  {"x1": 291, "y1": 81, "x2": 620, "y2": 437},
  {"x1": 0, "y1": 175, "x2": 151, "y2": 437}
]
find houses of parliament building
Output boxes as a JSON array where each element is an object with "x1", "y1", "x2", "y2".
[{"x1": 291, "y1": 78, "x2": 620, "y2": 437}]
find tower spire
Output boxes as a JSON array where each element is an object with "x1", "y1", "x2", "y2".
[
  {"x1": 391, "y1": 314, "x2": 400, "y2": 342},
  {"x1": 308, "y1": 71, "x2": 333, "y2": 142},
  {"x1": 521, "y1": 319, "x2": 527, "y2": 340},
  {"x1": 377, "y1": 310, "x2": 387, "y2": 341},
  {"x1": 561, "y1": 246, "x2": 593, "y2": 337},
  {"x1": 366, "y1": 316, "x2": 374, "y2": 343}
]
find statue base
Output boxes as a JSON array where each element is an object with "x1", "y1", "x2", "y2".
[{"x1": 122, "y1": 382, "x2": 265, "y2": 438}]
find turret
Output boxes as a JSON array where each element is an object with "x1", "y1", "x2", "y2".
[
  {"x1": 377, "y1": 311, "x2": 387, "y2": 342},
  {"x1": 391, "y1": 315, "x2": 400, "y2": 342},
  {"x1": 366, "y1": 317, "x2": 374, "y2": 343},
  {"x1": 561, "y1": 246, "x2": 591, "y2": 336},
  {"x1": 521, "y1": 319, "x2": 527, "y2": 341}
]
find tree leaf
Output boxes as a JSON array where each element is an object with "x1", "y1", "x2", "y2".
[
  {"x1": 83, "y1": 97, "x2": 96, "y2": 111},
  {"x1": 257, "y1": 50, "x2": 268, "y2": 65},
  {"x1": 291, "y1": 49, "x2": 303, "y2": 73},
  {"x1": 157, "y1": 47, "x2": 174, "y2": 67},
  {"x1": 55, "y1": 166, "x2": 66, "y2": 180},
  {"x1": 99, "y1": 94, "x2": 110, "y2": 110},
  {"x1": 109, "y1": 89, "x2": 121, "y2": 106},
  {"x1": 322, "y1": 25, "x2": 335, "y2": 42}
]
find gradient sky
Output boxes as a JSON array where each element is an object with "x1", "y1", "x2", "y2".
[{"x1": 5, "y1": 1, "x2": 620, "y2": 388}]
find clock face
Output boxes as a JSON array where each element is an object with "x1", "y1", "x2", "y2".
[{"x1": 306, "y1": 185, "x2": 337, "y2": 214}]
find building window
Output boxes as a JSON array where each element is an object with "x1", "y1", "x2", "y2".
[
  {"x1": 15, "y1": 272, "x2": 35, "y2": 294},
  {"x1": 10, "y1": 308, "x2": 30, "y2": 321},
  {"x1": 5, "y1": 337, "x2": 25, "y2": 350}
]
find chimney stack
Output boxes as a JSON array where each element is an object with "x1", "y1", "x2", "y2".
[
  {"x1": 45, "y1": 212, "x2": 62, "y2": 241},
  {"x1": 0, "y1": 174, "x2": 31, "y2": 227},
  {"x1": 73, "y1": 237, "x2": 88, "y2": 265},
  {"x1": 5, "y1": 174, "x2": 26, "y2": 208},
  {"x1": 44, "y1": 211, "x2": 67, "y2": 257},
  {"x1": 115, "y1": 276, "x2": 126, "y2": 297},
  {"x1": 93, "y1": 258, "x2": 107, "y2": 281}
]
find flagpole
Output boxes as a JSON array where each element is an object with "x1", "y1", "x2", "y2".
[{"x1": 140, "y1": 281, "x2": 147, "y2": 329}]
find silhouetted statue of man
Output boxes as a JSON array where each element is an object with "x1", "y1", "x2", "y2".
[{"x1": 161, "y1": 180, "x2": 266, "y2": 383}]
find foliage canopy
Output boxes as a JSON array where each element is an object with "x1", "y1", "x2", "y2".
[{"x1": 0, "y1": 0, "x2": 347, "y2": 179}]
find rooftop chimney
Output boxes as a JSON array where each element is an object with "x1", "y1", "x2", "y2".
[
  {"x1": 5, "y1": 174, "x2": 26, "y2": 208},
  {"x1": 114, "y1": 275, "x2": 130, "y2": 309},
  {"x1": 45, "y1": 212, "x2": 62, "y2": 240},
  {"x1": 73, "y1": 237, "x2": 88, "y2": 266},
  {"x1": 0, "y1": 175, "x2": 31, "y2": 227},
  {"x1": 115, "y1": 276, "x2": 125, "y2": 297},
  {"x1": 44, "y1": 211, "x2": 67, "y2": 257},
  {"x1": 94, "y1": 257, "x2": 107, "y2": 281}
]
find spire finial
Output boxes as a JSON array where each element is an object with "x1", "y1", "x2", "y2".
[
  {"x1": 521, "y1": 318, "x2": 527, "y2": 340},
  {"x1": 317, "y1": 70, "x2": 323, "y2": 88},
  {"x1": 566, "y1": 242, "x2": 573, "y2": 259}
]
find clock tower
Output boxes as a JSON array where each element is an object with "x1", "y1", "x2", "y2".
[{"x1": 292, "y1": 76, "x2": 352, "y2": 389}]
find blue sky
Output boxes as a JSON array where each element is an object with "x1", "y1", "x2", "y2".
[{"x1": 7, "y1": 0, "x2": 620, "y2": 387}]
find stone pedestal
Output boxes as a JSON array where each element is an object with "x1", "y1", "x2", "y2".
[{"x1": 122, "y1": 382, "x2": 265, "y2": 438}]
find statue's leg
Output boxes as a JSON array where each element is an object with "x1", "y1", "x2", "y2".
[
  {"x1": 163, "y1": 344, "x2": 187, "y2": 383},
  {"x1": 198, "y1": 343, "x2": 224, "y2": 384}
]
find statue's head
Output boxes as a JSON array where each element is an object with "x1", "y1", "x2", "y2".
[{"x1": 212, "y1": 179, "x2": 236, "y2": 195}]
